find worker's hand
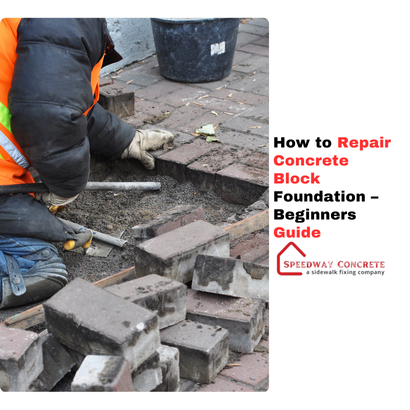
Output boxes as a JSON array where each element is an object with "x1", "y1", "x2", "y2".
[
  {"x1": 120, "y1": 129, "x2": 174, "y2": 170},
  {"x1": 35, "y1": 191, "x2": 79, "y2": 207}
]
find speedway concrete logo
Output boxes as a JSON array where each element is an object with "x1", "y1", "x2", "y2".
[{"x1": 277, "y1": 242, "x2": 385, "y2": 277}]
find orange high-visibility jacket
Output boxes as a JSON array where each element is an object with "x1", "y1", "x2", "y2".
[{"x1": 0, "y1": 18, "x2": 134, "y2": 197}]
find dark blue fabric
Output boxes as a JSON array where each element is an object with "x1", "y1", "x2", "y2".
[{"x1": 0, "y1": 235, "x2": 65, "y2": 302}]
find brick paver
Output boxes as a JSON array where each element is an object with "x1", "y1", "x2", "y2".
[
  {"x1": 239, "y1": 152, "x2": 269, "y2": 170},
  {"x1": 209, "y1": 88, "x2": 268, "y2": 106},
  {"x1": 222, "y1": 116, "x2": 269, "y2": 137},
  {"x1": 156, "y1": 104, "x2": 207, "y2": 129},
  {"x1": 242, "y1": 100, "x2": 269, "y2": 123},
  {"x1": 197, "y1": 96, "x2": 253, "y2": 115},
  {"x1": 197, "y1": 376, "x2": 256, "y2": 392},
  {"x1": 228, "y1": 72, "x2": 269, "y2": 93},
  {"x1": 246, "y1": 18, "x2": 269, "y2": 28},
  {"x1": 189, "y1": 71, "x2": 246, "y2": 91},
  {"x1": 133, "y1": 99, "x2": 174, "y2": 116},
  {"x1": 220, "y1": 351, "x2": 269, "y2": 387},
  {"x1": 114, "y1": 70, "x2": 162, "y2": 87},
  {"x1": 124, "y1": 111, "x2": 150, "y2": 128},
  {"x1": 259, "y1": 257, "x2": 269, "y2": 266},
  {"x1": 230, "y1": 232, "x2": 270, "y2": 263},
  {"x1": 238, "y1": 44, "x2": 269, "y2": 56},
  {"x1": 156, "y1": 86, "x2": 210, "y2": 107},
  {"x1": 157, "y1": 138, "x2": 219, "y2": 183},
  {"x1": 43, "y1": 278, "x2": 161, "y2": 372},
  {"x1": 186, "y1": 289, "x2": 266, "y2": 353},
  {"x1": 236, "y1": 32, "x2": 264, "y2": 48},
  {"x1": 134, "y1": 220, "x2": 230, "y2": 283},
  {"x1": 187, "y1": 145, "x2": 251, "y2": 178},
  {"x1": 216, "y1": 129, "x2": 269, "y2": 153},
  {"x1": 233, "y1": 49, "x2": 257, "y2": 65},
  {"x1": 176, "y1": 111, "x2": 234, "y2": 135},
  {"x1": 0, "y1": 327, "x2": 43, "y2": 392},
  {"x1": 253, "y1": 37, "x2": 269, "y2": 47},
  {"x1": 134, "y1": 80, "x2": 185, "y2": 100},
  {"x1": 233, "y1": 54, "x2": 269, "y2": 74},
  {"x1": 198, "y1": 144, "x2": 251, "y2": 165},
  {"x1": 71, "y1": 355, "x2": 134, "y2": 392},
  {"x1": 218, "y1": 163, "x2": 269, "y2": 187},
  {"x1": 238, "y1": 24, "x2": 269, "y2": 37},
  {"x1": 248, "y1": 84, "x2": 269, "y2": 97}
]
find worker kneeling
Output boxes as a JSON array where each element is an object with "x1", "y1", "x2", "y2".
[
  {"x1": 0, "y1": 18, "x2": 174, "y2": 309},
  {"x1": 0, "y1": 237, "x2": 67, "y2": 310},
  {"x1": 0, "y1": 193, "x2": 76, "y2": 310}
]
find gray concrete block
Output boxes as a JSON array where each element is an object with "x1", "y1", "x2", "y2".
[
  {"x1": 153, "y1": 345, "x2": 180, "y2": 392},
  {"x1": 132, "y1": 204, "x2": 205, "y2": 241},
  {"x1": 65, "y1": 346, "x2": 86, "y2": 370},
  {"x1": 71, "y1": 355, "x2": 133, "y2": 392},
  {"x1": 178, "y1": 378, "x2": 197, "y2": 392},
  {"x1": 28, "y1": 330, "x2": 76, "y2": 391},
  {"x1": 106, "y1": 274, "x2": 187, "y2": 329},
  {"x1": 0, "y1": 327, "x2": 43, "y2": 392},
  {"x1": 192, "y1": 254, "x2": 269, "y2": 301},
  {"x1": 186, "y1": 289, "x2": 265, "y2": 353},
  {"x1": 131, "y1": 351, "x2": 162, "y2": 391},
  {"x1": 160, "y1": 320, "x2": 229, "y2": 384},
  {"x1": 43, "y1": 278, "x2": 160, "y2": 372},
  {"x1": 98, "y1": 83, "x2": 135, "y2": 118},
  {"x1": 134, "y1": 220, "x2": 230, "y2": 283}
]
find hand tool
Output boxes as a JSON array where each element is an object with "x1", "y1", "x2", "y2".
[
  {"x1": 58, "y1": 218, "x2": 127, "y2": 248},
  {"x1": 0, "y1": 181, "x2": 161, "y2": 195}
]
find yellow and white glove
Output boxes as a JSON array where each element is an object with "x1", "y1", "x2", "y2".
[
  {"x1": 121, "y1": 129, "x2": 174, "y2": 170},
  {"x1": 35, "y1": 192, "x2": 79, "y2": 207}
]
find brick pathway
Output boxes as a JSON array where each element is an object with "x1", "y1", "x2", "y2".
[
  {"x1": 100, "y1": 17, "x2": 269, "y2": 393},
  {"x1": 102, "y1": 17, "x2": 271, "y2": 393},
  {"x1": 100, "y1": 18, "x2": 269, "y2": 208}
]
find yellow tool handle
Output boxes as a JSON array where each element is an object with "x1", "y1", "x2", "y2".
[
  {"x1": 49, "y1": 205, "x2": 65, "y2": 214},
  {"x1": 64, "y1": 230, "x2": 93, "y2": 251}
]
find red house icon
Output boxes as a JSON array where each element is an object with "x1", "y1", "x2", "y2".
[{"x1": 277, "y1": 242, "x2": 306, "y2": 276}]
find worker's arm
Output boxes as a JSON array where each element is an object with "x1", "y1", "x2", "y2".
[
  {"x1": 0, "y1": 193, "x2": 77, "y2": 243},
  {"x1": 86, "y1": 102, "x2": 135, "y2": 159},
  {"x1": 8, "y1": 18, "x2": 106, "y2": 198}
]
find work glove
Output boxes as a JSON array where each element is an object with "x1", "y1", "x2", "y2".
[
  {"x1": 120, "y1": 129, "x2": 174, "y2": 170},
  {"x1": 35, "y1": 192, "x2": 79, "y2": 207}
]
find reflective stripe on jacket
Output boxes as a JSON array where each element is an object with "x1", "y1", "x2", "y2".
[{"x1": 0, "y1": 18, "x2": 33, "y2": 186}]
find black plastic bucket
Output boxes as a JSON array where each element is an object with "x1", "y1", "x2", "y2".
[{"x1": 150, "y1": 18, "x2": 240, "y2": 83}]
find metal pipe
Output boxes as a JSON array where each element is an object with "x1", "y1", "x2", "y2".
[
  {"x1": 84, "y1": 181, "x2": 161, "y2": 191},
  {"x1": 58, "y1": 218, "x2": 127, "y2": 248},
  {"x1": 0, "y1": 181, "x2": 161, "y2": 195}
]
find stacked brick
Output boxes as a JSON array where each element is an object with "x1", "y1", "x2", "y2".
[
  {"x1": 0, "y1": 328, "x2": 43, "y2": 392},
  {"x1": 0, "y1": 204, "x2": 268, "y2": 392}
]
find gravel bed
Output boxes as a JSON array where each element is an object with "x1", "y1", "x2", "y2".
[{"x1": 0, "y1": 156, "x2": 245, "y2": 323}]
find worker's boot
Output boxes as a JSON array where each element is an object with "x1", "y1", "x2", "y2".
[
  {"x1": 120, "y1": 129, "x2": 175, "y2": 169},
  {"x1": 0, "y1": 243, "x2": 68, "y2": 309}
]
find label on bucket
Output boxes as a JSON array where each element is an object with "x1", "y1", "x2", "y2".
[{"x1": 211, "y1": 41, "x2": 226, "y2": 56}]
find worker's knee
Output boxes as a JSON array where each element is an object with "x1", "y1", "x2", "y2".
[{"x1": 0, "y1": 239, "x2": 68, "y2": 309}]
